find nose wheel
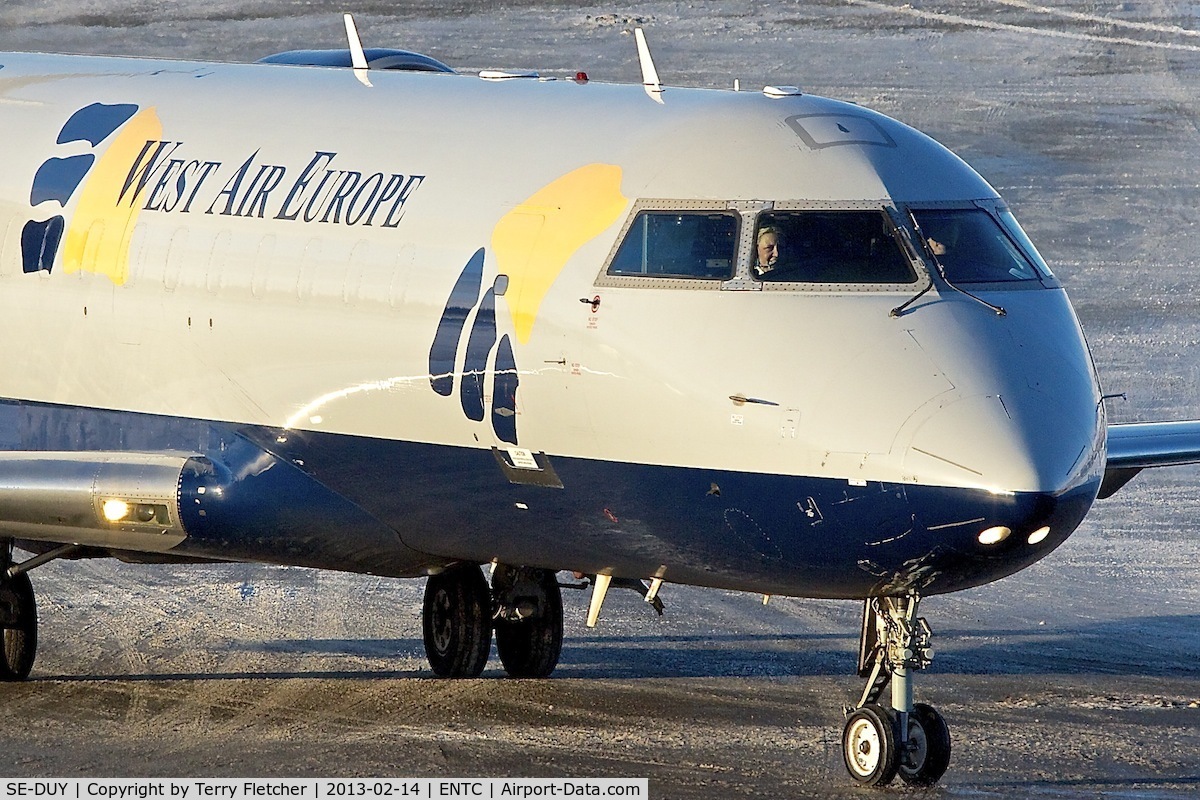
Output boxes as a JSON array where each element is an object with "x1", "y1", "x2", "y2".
[
  {"x1": 843, "y1": 703, "x2": 898, "y2": 786},
  {"x1": 843, "y1": 594, "x2": 951, "y2": 787},
  {"x1": 899, "y1": 702, "x2": 952, "y2": 786}
]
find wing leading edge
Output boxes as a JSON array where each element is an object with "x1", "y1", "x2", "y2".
[{"x1": 1101, "y1": 420, "x2": 1200, "y2": 499}]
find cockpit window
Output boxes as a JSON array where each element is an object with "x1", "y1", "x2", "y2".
[
  {"x1": 607, "y1": 211, "x2": 738, "y2": 279},
  {"x1": 997, "y1": 208, "x2": 1054, "y2": 278},
  {"x1": 911, "y1": 208, "x2": 1040, "y2": 282},
  {"x1": 752, "y1": 211, "x2": 915, "y2": 283}
]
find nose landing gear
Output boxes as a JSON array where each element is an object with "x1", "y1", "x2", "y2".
[{"x1": 843, "y1": 594, "x2": 951, "y2": 787}]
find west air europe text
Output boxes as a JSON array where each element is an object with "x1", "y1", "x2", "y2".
[{"x1": 116, "y1": 141, "x2": 424, "y2": 229}]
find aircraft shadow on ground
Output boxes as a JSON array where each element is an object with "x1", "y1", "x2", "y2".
[{"x1": 30, "y1": 614, "x2": 1200, "y2": 682}]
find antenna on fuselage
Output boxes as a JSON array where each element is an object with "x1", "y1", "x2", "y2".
[
  {"x1": 634, "y1": 28, "x2": 665, "y2": 104},
  {"x1": 344, "y1": 13, "x2": 372, "y2": 87}
]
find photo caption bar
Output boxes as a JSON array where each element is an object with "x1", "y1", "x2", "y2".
[{"x1": 0, "y1": 780, "x2": 649, "y2": 800}]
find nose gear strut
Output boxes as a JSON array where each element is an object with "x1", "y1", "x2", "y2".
[{"x1": 843, "y1": 593, "x2": 951, "y2": 787}]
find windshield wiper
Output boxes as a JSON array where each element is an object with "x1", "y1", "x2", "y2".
[{"x1": 892, "y1": 210, "x2": 1007, "y2": 318}]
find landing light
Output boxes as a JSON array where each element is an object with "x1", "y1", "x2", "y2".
[
  {"x1": 101, "y1": 499, "x2": 130, "y2": 522},
  {"x1": 100, "y1": 499, "x2": 170, "y2": 525},
  {"x1": 1027, "y1": 526, "x2": 1051, "y2": 545},
  {"x1": 977, "y1": 526, "x2": 1011, "y2": 545}
]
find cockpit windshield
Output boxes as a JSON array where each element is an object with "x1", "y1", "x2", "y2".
[
  {"x1": 600, "y1": 202, "x2": 1054, "y2": 291},
  {"x1": 996, "y1": 208, "x2": 1054, "y2": 278},
  {"x1": 607, "y1": 211, "x2": 738, "y2": 280},
  {"x1": 911, "y1": 208, "x2": 1042, "y2": 283},
  {"x1": 752, "y1": 210, "x2": 915, "y2": 283}
]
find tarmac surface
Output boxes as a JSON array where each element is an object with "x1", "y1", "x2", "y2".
[{"x1": 1, "y1": 1, "x2": 1200, "y2": 797}]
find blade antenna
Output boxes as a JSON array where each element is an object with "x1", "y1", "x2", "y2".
[
  {"x1": 634, "y1": 28, "x2": 664, "y2": 103},
  {"x1": 344, "y1": 13, "x2": 372, "y2": 86}
]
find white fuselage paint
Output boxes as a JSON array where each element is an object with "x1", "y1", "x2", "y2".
[{"x1": 0, "y1": 51, "x2": 1102, "y2": 526}]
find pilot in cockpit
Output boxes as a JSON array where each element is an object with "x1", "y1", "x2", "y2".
[
  {"x1": 753, "y1": 225, "x2": 783, "y2": 277},
  {"x1": 922, "y1": 218, "x2": 959, "y2": 260}
]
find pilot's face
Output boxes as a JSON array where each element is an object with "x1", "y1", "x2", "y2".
[{"x1": 757, "y1": 232, "x2": 780, "y2": 267}]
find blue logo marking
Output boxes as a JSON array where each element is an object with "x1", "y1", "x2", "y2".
[
  {"x1": 23, "y1": 102, "x2": 140, "y2": 274},
  {"x1": 429, "y1": 254, "x2": 521, "y2": 446}
]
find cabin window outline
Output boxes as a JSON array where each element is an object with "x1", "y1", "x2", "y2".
[
  {"x1": 250, "y1": 234, "x2": 277, "y2": 300},
  {"x1": 206, "y1": 229, "x2": 232, "y2": 295},
  {"x1": 80, "y1": 220, "x2": 106, "y2": 279},
  {"x1": 344, "y1": 239, "x2": 372, "y2": 306},
  {"x1": 19, "y1": 217, "x2": 64, "y2": 276},
  {"x1": 163, "y1": 227, "x2": 189, "y2": 292}
]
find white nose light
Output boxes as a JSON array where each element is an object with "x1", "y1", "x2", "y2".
[
  {"x1": 1027, "y1": 526, "x2": 1051, "y2": 545},
  {"x1": 978, "y1": 526, "x2": 1011, "y2": 545}
]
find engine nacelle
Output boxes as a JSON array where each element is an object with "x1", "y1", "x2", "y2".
[{"x1": 0, "y1": 451, "x2": 210, "y2": 552}]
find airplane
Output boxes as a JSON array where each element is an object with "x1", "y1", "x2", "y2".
[{"x1": 1, "y1": 16, "x2": 1198, "y2": 788}]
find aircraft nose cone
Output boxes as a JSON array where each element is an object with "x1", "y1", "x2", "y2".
[{"x1": 902, "y1": 389, "x2": 1103, "y2": 494}]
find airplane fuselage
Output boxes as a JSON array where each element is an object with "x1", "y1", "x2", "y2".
[{"x1": 0, "y1": 51, "x2": 1105, "y2": 598}]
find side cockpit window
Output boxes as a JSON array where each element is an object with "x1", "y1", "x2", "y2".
[
  {"x1": 911, "y1": 208, "x2": 1040, "y2": 282},
  {"x1": 996, "y1": 208, "x2": 1054, "y2": 279},
  {"x1": 607, "y1": 211, "x2": 738, "y2": 280},
  {"x1": 752, "y1": 211, "x2": 915, "y2": 284}
]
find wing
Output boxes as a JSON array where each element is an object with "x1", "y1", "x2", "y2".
[{"x1": 1100, "y1": 420, "x2": 1200, "y2": 498}]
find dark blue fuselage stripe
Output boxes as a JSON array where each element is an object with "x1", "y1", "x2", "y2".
[{"x1": 0, "y1": 398, "x2": 1097, "y2": 598}]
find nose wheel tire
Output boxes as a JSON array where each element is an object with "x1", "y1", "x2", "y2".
[
  {"x1": 898, "y1": 702, "x2": 952, "y2": 786},
  {"x1": 0, "y1": 572, "x2": 37, "y2": 681},
  {"x1": 843, "y1": 703, "x2": 899, "y2": 786},
  {"x1": 422, "y1": 564, "x2": 492, "y2": 678}
]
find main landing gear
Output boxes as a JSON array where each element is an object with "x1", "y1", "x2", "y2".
[
  {"x1": 0, "y1": 540, "x2": 97, "y2": 682},
  {"x1": 843, "y1": 593, "x2": 951, "y2": 787},
  {"x1": 422, "y1": 563, "x2": 563, "y2": 679},
  {"x1": 0, "y1": 540, "x2": 38, "y2": 681}
]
